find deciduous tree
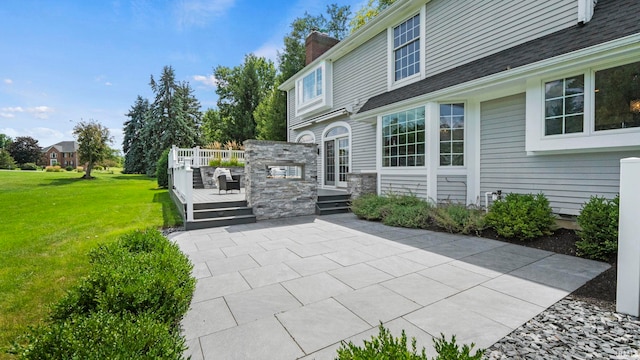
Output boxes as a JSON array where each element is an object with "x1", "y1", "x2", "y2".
[
  {"x1": 73, "y1": 120, "x2": 112, "y2": 179},
  {"x1": 349, "y1": 0, "x2": 396, "y2": 32},
  {"x1": 8, "y1": 136, "x2": 41, "y2": 165},
  {"x1": 0, "y1": 133, "x2": 12, "y2": 150}
]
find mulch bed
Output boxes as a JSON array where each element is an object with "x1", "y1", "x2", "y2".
[{"x1": 476, "y1": 228, "x2": 617, "y2": 311}]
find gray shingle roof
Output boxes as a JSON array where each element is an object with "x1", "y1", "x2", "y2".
[
  {"x1": 358, "y1": 0, "x2": 640, "y2": 114},
  {"x1": 43, "y1": 141, "x2": 78, "y2": 153}
]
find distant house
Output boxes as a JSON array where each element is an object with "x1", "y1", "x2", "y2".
[
  {"x1": 280, "y1": 0, "x2": 640, "y2": 215},
  {"x1": 41, "y1": 141, "x2": 79, "y2": 167}
]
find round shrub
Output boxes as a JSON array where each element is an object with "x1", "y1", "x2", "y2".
[
  {"x1": 576, "y1": 195, "x2": 619, "y2": 260},
  {"x1": 431, "y1": 204, "x2": 486, "y2": 235},
  {"x1": 20, "y1": 162, "x2": 38, "y2": 171},
  {"x1": 65, "y1": 166, "x2": 74, "y2": 171},
  {"x1": 50, "y1": 229, "x2": 195, "y2": 327},
  {"x1": 20, "y1": 311, "x2": 186, "y2": 360},
  {"x1": 485, "y1": 193, "x2": 555, "y2": 240}
]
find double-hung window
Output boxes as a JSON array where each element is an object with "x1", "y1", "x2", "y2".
[
  {"x1": 439, "y1": 103, "x2": 464, "y2": 166},
  {"x1": 393, "y1": 14, "x2": 421, "y2": 82},
  {"x1": 544, "y1": 76, "x2": 584, "y2": 135},
  {"x1": 382, "y1": 107, "x2": 426, "y2": 167},
  {"x1": 295, "y1": 61, "x2": 332, "y2": 117}
]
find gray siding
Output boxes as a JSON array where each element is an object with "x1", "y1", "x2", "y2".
[
  {"x1": 479, "y1": 93, "x2": 639, "y2": 215},
  {"x1": 437, "y1": 175, "x2": 467, "y2": 204},
  {"x1": 380, "y1": 173, "x2": 428, "y2": 199},
  {"x1": 332, "y1": 31, "x2": 388, "y2": 111},
  {"x1": 425, "y1": 0, "x2": 577, "y2": 77},
  {"x1": 288, "y1": 89, "x2": 300, "y2": 131},
  {"x1": 350, "y1": 119, "x2": 376, "y2": 171}
]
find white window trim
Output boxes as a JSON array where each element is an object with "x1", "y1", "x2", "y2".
[
  {"x1": 526, "y1": 59, "x2": 640, "y2": 154},
  {"x1": 295, "y1": 130, "x2": 316, "y2": 143},
  {"x1": 437, "y1": 102, "x2": 467, "y2": 171},
  {"x1": 295, "y1": 61, "x2": 333, "y2": 118},
  {"x1": 321, "y1": 121, "x2": 352, "y2": 189},
  {"x1": 378, "y1": 105, "x2": 428, "y2": 170},
  {"x1": 387, "y1": 6, "x2": 426, "y2": 91}
]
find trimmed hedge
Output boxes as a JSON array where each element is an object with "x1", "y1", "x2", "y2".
[{"x1": 19, "y1": 229, "x2": 195, "y2": 359}]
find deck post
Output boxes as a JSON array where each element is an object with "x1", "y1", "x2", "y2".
[
  {"x1": 194, "y1": 146, "x2": 200, "y2": 168},
  {"x1": 617, "y1": 157, "x2": 640, "y2": 317},
  {"x1": 184, "y1": 158, "x2": 194, "y2": 222}
]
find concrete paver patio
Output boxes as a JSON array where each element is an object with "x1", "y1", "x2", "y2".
[{"x1": 171, "y1": 213, "x2": 610, "y2": 360}]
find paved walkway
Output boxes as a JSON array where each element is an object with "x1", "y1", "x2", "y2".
[{"x1": 171, "y1": 214, "x2": 610, "y2": 360}]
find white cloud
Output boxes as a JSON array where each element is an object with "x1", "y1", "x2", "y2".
[
  {"x1": 0, "y1": 127, "x2": 65, "y2": 146},
  {"x1": 105, "y1": 82, "x2": 113, "y2": 86},
  {"x1": 0, "y1": 128, "x2": 19, "y2": 137},
  {"x1": 0, "y1": 106, "x2": 54, "y2": 119},
  {"x1": 3, "y1": 79, "x2": 13, "y2": 85},
  {"x1": 192, "y1": 74, "x2": 218, "y2": 87},
  {"x1": 175, "y1": 0, "x2": 236, "y2": 28},
  {"x1": 253, "y1": 42, "x2": 281, "y2": 63}
]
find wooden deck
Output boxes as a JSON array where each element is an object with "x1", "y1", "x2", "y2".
[{"x1": 176, "y1": 187, "x2": 346, "y2": 205}]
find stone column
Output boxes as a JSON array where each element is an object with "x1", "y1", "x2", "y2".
[{"x1": 347, "y1": 173, "x2": 377, "y2": 199}]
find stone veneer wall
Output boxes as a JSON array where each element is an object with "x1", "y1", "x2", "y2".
[
  {"x1": 199, "y1": 166, "x2": 245, "y2": 189},
  {"x1": 244, "y1": 140, "x2": 318, "y2": 220},
  {"x1": 347, "y1": 173, "x2": 377, "y2": 199}
]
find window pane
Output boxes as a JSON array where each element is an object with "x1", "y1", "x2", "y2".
[
  {"x1": 452, "y1": 116, "x2": 464, "y2": 128},
  {"x1": 595, "y1": 61, "x2": 640, "y2": 131},
  {"x1": 440, "y1": 142, "x2": 451, "y2": 154},
  {"x1": 452, "y1": 129, "x2": 464, "y2": 140},
  {"x1": 440, "y1": 155, "x2": 451, "y2": 166},
  {"x1": 440, "y1": 129, "x2": 451, "y2": 141},
  {"x1": 545, "y1": 99, "x2": 563, "y2": 117},
  {"x1": 452, "y1": 155, "x2": 464, "y2": 166},
  {"x1": 440, "y1": 104, "x2": 451, "y2": 116},
  {"x1": 565, "y1": 95, "x2": 584, "y2": 115},
  {"x1": 545, "y1": 118, "x2": 562, "y2": 135},
  {"x1": 565, "y1": 75, "x2": 584, "y2": 95},
  {"x1": 565, "y1": 115, "x2": 584, "y2": 133},
  {"x1": 545, "y1": 80, "x2": 563, "y2": 98},
  {"x1": 452, "y1": 103, "x2": 464, "y2": 116},
  {"x1": 381, "y1": 107, "x2": 425, "y2": 167},
  {"x1": 393, "y1": 14, "x2": 420, "y2": 81},
  {"x1": 452, "y1": 142, "x2": 464, "y2": 153}
]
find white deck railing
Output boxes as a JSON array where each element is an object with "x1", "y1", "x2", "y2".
[
  {"x1": 168, "y1": 146, "x2": 245, "y2": 223},
  {"x1": 169, "y1": 145, "x2": 244, "y2": 169}
]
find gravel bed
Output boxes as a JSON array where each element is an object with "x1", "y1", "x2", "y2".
[{"x1": 484, "y1": 296, "x2": 640, "y2": 359}]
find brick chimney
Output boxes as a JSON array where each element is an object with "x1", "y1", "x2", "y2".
[{"x1": 305, "y1": 31, "x2": 340, "y2": 65}]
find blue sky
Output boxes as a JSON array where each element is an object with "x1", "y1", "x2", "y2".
[{"x1": 0, "y1": 0, "x2": 363, "y2": 150}]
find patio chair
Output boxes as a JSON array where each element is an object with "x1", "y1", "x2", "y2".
[{"x1": 218, "y1": 174, "x2": 241, "y2": 194}]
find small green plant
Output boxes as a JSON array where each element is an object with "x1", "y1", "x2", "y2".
[
  {"x1": 432, "y1": 334, "x2": 485, "y2": 360},
  {"x1": 576, "y1": 195, "x2": 619, "y2": 260},
  {"x1": 20, "y1": 162, "x2": 38, "y2": 171},
  {"x1": 380, "y1": 200, "x2": 432, "y2": 229},
  {"x1": 336, "y1": 324, "x2": 428, "y2": 359},
  {"x1": 336, "y1": 324, "x2": 485, "y2": 360},
  {"x1": 485, "y1": 192, "x2": 555, "y2": 240},
  {"x1": 431, "y1": 204, "x2": 486, "y2": 235},
  {"x1": 156, "y1": 148, "x2": 170, "y2": 188},
  {"x1": 351, "y1": 194, "x2": 392, "y2": 221},
  {"x1": 65, "y1": 166, "x2": 74, "y2": 171}
]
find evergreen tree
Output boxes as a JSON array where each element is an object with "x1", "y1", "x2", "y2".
[
  {"x1": 142, "y1": 66, "x2": 202, "y2": 176},
  {"x1": 122, "y1": 96, "x2": 149, "y2": 174}
]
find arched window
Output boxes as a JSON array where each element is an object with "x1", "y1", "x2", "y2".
[{"x1": 296, "y1": 131, "x2": 315, "y2": 144}]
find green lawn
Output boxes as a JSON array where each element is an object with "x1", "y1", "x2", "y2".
[{"x1": 0, "y1": 170, "x2": 182, "y2": 358}]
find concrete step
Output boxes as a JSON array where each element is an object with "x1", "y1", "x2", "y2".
[
  {"x1": 316, "y1": 200, "x2": 350, "y2": 209},
  {"x1": 317, "y1": 194, "x2": 351, "y2": 202},
  {"x1": 193, "y1": 207, "x2": 254, "y2": 220},
  {"x1": 185, "y1": 214, "x2": 256, "y2": 230}
]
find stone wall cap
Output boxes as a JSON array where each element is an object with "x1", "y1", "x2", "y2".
[{"x1": 244, "y1": 139, "x2": 316, "y2": 147}]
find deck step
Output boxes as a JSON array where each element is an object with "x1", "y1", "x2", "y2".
[
  {"x1": 185, "y1": 214, "x2": 256, "y2": 230},
  {"x1": 193, "y1": 200, "x2": 248, "y2": 210},
  {"x1": 192, "y1": 170, "x2": 205, "y2": 189},
  {"x1": 193, "y1": 207, "x2": 254, "y2": 220},
  {"x1": 316, "y1": 193, "x2": 351, "y2": 215}
]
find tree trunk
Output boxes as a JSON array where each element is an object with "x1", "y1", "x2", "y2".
[{"x1": 84, "y1": 162, "x2": 94, "y2": 179}]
